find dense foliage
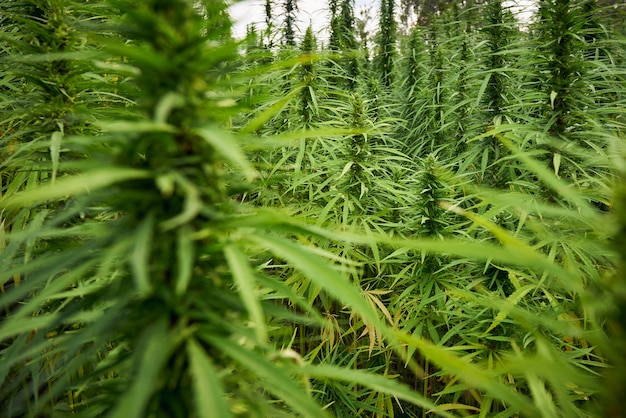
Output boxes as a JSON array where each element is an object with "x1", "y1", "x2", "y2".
[{"x1": 1, "y1": 0, "x2": 625, "y2": 417}]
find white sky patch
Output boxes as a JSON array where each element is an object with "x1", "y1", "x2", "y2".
[
  {"x1": 229, "y1": 0, "x2": 538, "y2": 41},
  {"x1": 505, "y1": 0, "x2": 538, "y2": 26},
  {"x1": 229, "y1": 0, "x2": 377, "y2": 42}
]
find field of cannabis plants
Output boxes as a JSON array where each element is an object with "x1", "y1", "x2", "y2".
[{"x1": 1, "y1": 0, "x2": 625, "y2": 417}]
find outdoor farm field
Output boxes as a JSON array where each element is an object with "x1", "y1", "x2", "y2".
[{"x1": 1, "y1": 0, "x2": 625, "y2": 417}]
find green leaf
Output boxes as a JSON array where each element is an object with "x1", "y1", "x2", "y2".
[
  {"x1": 196, "y1": 127, "x2": 257, "y2": 181},
  {"x1": 187, "y1": 338, "x2": 234, "y2": 418},
  {"x1": 495, "y1": 132, "x2": 598, "y2": 220},
  {"x1": 0, "y1": 255, "x2": 100, "y2": 327},
  {"x1": 109, "y1": 318, "x2": 170, "y2": 418},
  {"x1": 11, "y1": 51, "x2": 99, "y2": 63},
  {"x1": 131, "y1": 214, "x2": 155, "y2": 294},
  {"x1": 50, "y1": 128, "x2": 63, "y2": 184},
  {"x1": 481, "y1": 284, "x2": 535, "y2": 336},
  {"x1": 0, "y1": 168, "x2": 151, "y2": 209},
  {"x1": 527, "y1": 373, "x2": 558, "y2": 418},
  {"x1": 553, "y1": 152, "x2": 561, "y2": 177},
  {"x1": 154, "y1": 92, "x2": 185, "y2": 124},
  {"x1": 240, "y1": 127, "x2": 364, "y2": 150},
  {"x1": 396, "y1": 332, "x2": 538, "y2": 415},
  {"x1": 476, "y1": 73, "x2": 491, "y2": 106},
  {"x1": 175, "y1": 225, "x2": 194, "y2": 296},
  {"x1": 550, "y1": 90, "x2": 558, "y2": 109},
  {"x1": 98, "y1": 120, "x2": 177, "y2": 133},
  {"x1": 301, "y1": 364, "x2": 456, "y2": 418},
  {"x1": 240, "y1": 86, "x2": 303, "y2": 134},
  {"x1": 338, "y1": 161, "x2": 355, "y2": 179},
  {"x1": 438, "y1": 202, "x2": 583, "y2": 294},
  {"x1": 204, "y1": 335, "x2": 329, "y2": 418},
  {"x1": 255, "y1": 272, "x2": 326, "y2": 327},
  {"x1": 248, "y1": 234, "x2": 385, "y2": 332},
  {"x1": 0, "y1": 315, "x2": 59, "y2": 342},
  {"x1": 295, "y1": 138, "x2": 306, "y2": 173},
  {"x1": 160, "y1": 174, "x2": 202, "y2": 231},
  {"x1": 481, "y1": 147, "x2": 490, "y2": 175},
  {"x1": 0, "y1": 218, "x2": 5, "y2": 252},
  {"x1": 224, "y1": 243, "x2": 267, "y2": 343}
]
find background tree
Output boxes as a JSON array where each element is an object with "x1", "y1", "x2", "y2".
[{"x1": 400, "y1": 0, "x2": 457, "y2": 26}]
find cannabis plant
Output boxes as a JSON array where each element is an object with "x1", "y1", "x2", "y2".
[
  {"x1": 3, "y1": 0, "x2": 626, "y2": 417},
  {"x1": 374, "y1": 0, "x2": 397, "y2": 90},
  {"x1": 1, "y1": 1, "x2": 446, "y2": 417}
]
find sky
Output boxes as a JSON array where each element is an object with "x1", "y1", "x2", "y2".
[
  {"x1": 228, "y1": 0, "x2": 537, "y2": 41},
  {"x1": 229, "y1": 0, "x2": 377, "y2": 41}
]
